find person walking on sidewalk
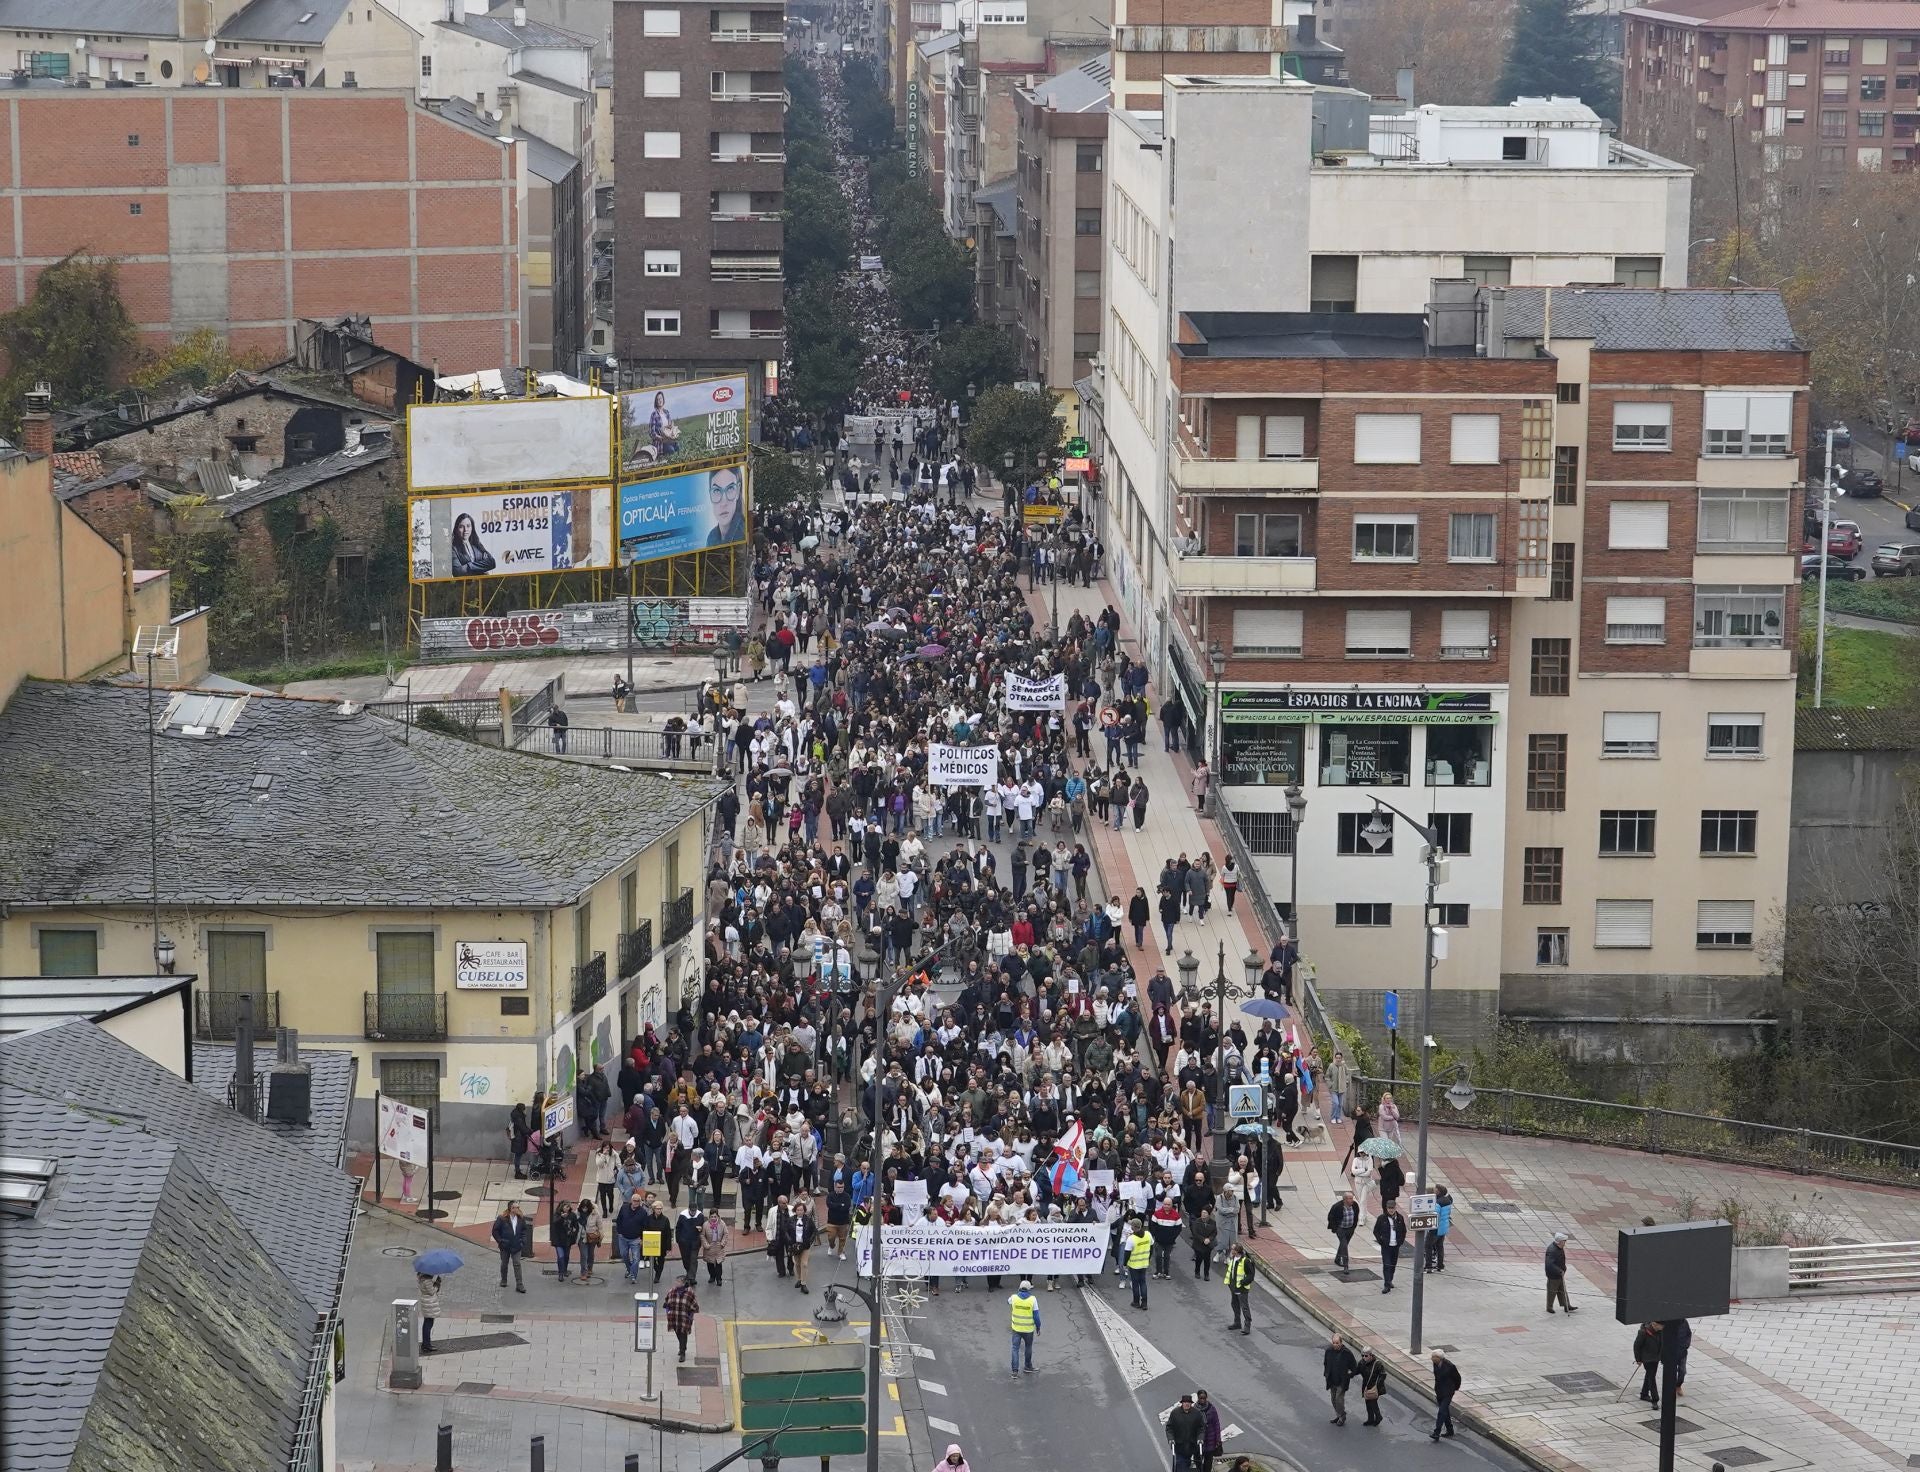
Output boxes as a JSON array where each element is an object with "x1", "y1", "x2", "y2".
[
  {"x1": 1166, "y1": 1393, "x2": 1206, "y2": 1472},
  {"x1": 1430, "y1": 1351, "x2": 1462, "y2": 1439},
  {"x1": 493, "y1": 1202, "x2": 532, "y2": 1293},
  {"x1": 1546, "y1": 1230, "x2": 1579, "y2": 1314},
  {"x1": 1128, "y1": 887, "x2": 1151, "y2": 948},
  {"x1": 550, "y1": 1200, "x2": 579, "y2": 1283},
  {"x1": 592, "y1": 1139, "x2": 620, "y2": 1217},
  {"x1": 664, "y1": 1275, "x2": 699, "y2": 1363},
  {"x1": 576, "y1": 1198, "x2": 602, "y2": 1283},
  {"x1": 1191, "y1": 759, "x2": 1211, "y2": 813},
  {"x1": 1634, "y1": 1321, "x2": 1664, "y2": 1407},
  {"x1": 1325, "y1": 1050, "x2": 1351, "y2": 1126},
  {"x1": 1323, "y1": 1334, "x2": 1358, "y2": 1426},
  {"x1": 1357, "y1": 1348, "x2": 1387, "y2": 1426},
  {"x1": 1158, "y1": 887, "x2": 1182, "y2": 952},
  {"x1": 1007, "y1": 1279, "x2": 1041, "y2": 1374},
  {"x1": 615, "y1": 1190, "x2": 648, "y2": 1283},
  {"x1": 415, "y1": 1271, "x2": 442, "y2": 1354},
  {"x1": 1224, "y1": 1242, "x2": 1255, "y2": 1334},
  {"x1": 1221, "y1": 856, "x2": 1239, "y2": 914},
  {"x1": 1373, "y1": 1203, "x2": 1408, "y2": 1293},
  {"x1": 1426, "y1": 1185, "x2": 1453, "y2": 1272},
  {"x1": 1161, "y1": 699, "x2": 1186, "y2": 753},
  {"x1": 701, "y1": 1210, "x2": 731, "y2": 1285},
  {"x1": 1327, "y1": 1190, "x2": 1360, "y2": 1269},
  {"x1": 1130, "y1": 776, "x2": 1150, "y2": 830}
]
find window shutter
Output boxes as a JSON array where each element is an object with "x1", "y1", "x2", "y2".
[
  {"x1": 1232, "y1": 608, "x2": 1303, "y2": 655},
  {"x1": 1605, "y1": 597, "x2": 1666, "y2": 641},
  {"x1": 1747, "y1": 393, "x2": 1792, "y2": 436},
  {"x1": 1439, "y1": 609, "x2": 1491, "y2": 653},
  {"x1": 1353, "y1": 413, "x2": 1421, "y2": 464},
  {"x1": 1346, "y1": 608, "x2": 1412, "y2": 653},
  {"x1": 1697, "y1": 900, "x2": 1754, "y2": 933},
  {"x1": 1595, "y1": 899, "x2": 1653, "y2": 947},
  {"x1": 1236, "y1": 415, "x2": 1260, "y2": 462},
  {"x1": 1602, "y1": 711, "x2": 1659, "y2": 753},
  {"x1": 1263, "y1": 415, "x2": 1306, "y2": 458},
  {"x1": 1702, "y1": 392, "x2": 1748, "y2": 431},
  {"x1": 1449, "y1": 414, "x2": 1500, "y2": 464},
  {"x1": 717, "y1": 131, "x2": 752, "y2": 155},
  {"x1": 1609, "y1": 500, "x2": 1670, "y2": 549},
  {"x1": 1615, "y1": 403, "x2": 1673, "y2": 430}
]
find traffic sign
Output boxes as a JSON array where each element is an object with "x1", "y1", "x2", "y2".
[
  {"x1": 748, "y1": 1430, "x2": 868, "y2": 1460},
  {"x1": 1382, "y1": 991, "x2": 1399, "y2": 1031},
  {"x1": 543, "y1": 1096, "x2": 575, "y2": 1136},
  {"x1": 740, "y1": 1369, "x2": 867, "y2": 1402},
  {"x1": 739, "y1": 1341, "x2": 867, "y2": 1463},
  {"x1": 1227, "y1": 1084, "x2": 1265, "y2": 1120}
]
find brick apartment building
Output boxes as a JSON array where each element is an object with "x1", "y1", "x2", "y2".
[
  {"x1": 612, "y1": 0, "x2": 785, "y2": 393},
  {"x1": 1621, "y1": 0, "x2": 1920, "y2": 233},
  {"x1": 0, "y1": 88, "x2": 532, "y2": 368},
  {"x1": 1170, "y1": 284, "x2": 1805, "y2": 1052},
  {"x1": 1012, "y1": 56, "x2": 1109, "y2": 391}
]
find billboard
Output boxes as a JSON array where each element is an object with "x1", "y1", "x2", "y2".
[
  {"x1": 454, "y1": 940, "x2": 529, "y2": 991},
  {"x1": 619, "y1": 375, "x2": 749, "y2": 474},
  {"x1": 407, "y1": 396, "x2": 614, "y2": 492},
  {"x1": 409, "y1": 486, "x2": 613, "y2": 583},
  {"x1": 617, "y1": 462, "x2": 749, "y2": 567}
]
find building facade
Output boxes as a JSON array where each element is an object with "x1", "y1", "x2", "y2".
[
  {"x1": 1109, "y1": 0, "x2": 1345, "y2": 109},
  {"x1": 611, "y1": 0, "x2": 785, "y2": 393},
  {"x1": 1012, "y1": 56, "x2": 1108, "y2": 390}
]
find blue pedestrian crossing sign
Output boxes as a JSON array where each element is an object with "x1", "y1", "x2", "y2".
[
  {"x1": 1382, "y1": 991, "x2": 1399, "y2": 1031},
  {"x1": 1228, "y1": 1084, "x2": 1265, "y2": 1120}
]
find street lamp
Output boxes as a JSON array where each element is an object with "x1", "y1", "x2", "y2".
[
  {"x1": 1176, "y1": 943, "x2": 1263, "y2": 1151},
  {"x1": 1284, "y1": 782, "x2": 1308, "y2": 952},
  {"x1": 1357, "y1": 797, "x2": 1447, "y2": 1354},
  {"x1": 1206, "y1": 640, "x2": 1226, "y2": 814}
]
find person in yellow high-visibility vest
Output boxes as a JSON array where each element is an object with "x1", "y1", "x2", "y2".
[
  {"x1": 1225, "y1": 1242, "x2": 1256, "y2": 1336},
  {"x1": 1123, "y1": 1215, "x2": 1154, "y2": 1310},
  {"x1": 1007, "y1": 1279, "x2": 1041, "y2": 1374}
]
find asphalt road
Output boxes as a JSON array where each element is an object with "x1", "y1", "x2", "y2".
[{"x1": 893, "y1": 1256, "x2": 1531, "y2": 1472}]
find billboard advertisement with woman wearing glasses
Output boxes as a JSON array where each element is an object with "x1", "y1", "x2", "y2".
[{"x1": 616, "y1": 461, "x2": 750, "y2": 567}]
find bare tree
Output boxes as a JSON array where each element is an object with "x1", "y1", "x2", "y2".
[{"x1": 1337, "y1": 0, "x2": 1515, "y2": 106}]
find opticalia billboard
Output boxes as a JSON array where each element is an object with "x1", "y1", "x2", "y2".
[
  {"x1": 617, "y1": 462, "x2": 749, "y2": 567},
  {"x1": 619, "y1": 375, "x2": 750, "y2": 475},
  {"x1": 406, "y1": 396, "x2": 614, "y2": 492},
  {"x1": 409, "y1": 486, "x2": 613, "y2": 583}
]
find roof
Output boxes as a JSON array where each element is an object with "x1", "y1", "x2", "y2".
[
  {"x1": 55, "y1": 461, "x2": 149, "y2": 503},
  {"x1": 51, "y1": 450, "x2": 104, "y2": 481},
  {"x1": 1795, "y1": 706, "x2": 1920, "y2": 752},
  {"x1": 920, "y1": 29, "x2": 963, "y2": 57},
  {"x1": 1624, "y1": 0, "x2": 1920, "y2": 28},
  {"x1": 1501, "y1": 287, "x2": 1802, "y2": 353},
  {"x1": 519, "y1": 69, "x2": 593, "y2": 101},
  {"x1": 217, "y1": 0, "x2": 350, "y2": 44},
  {"x1": 437, "y1": 5, "x2": 594, "y2": 50},
  {"x1": 0, "y1": 974, "x2": 189, "y2": 1039},
  {"x1": 1179, "y1": 310, "x2": 1463, "y2": 359},
  {"x1": 0, "y1": 0, "x2": 180, "y2": 37},
  {"x1": 192, "y1": 1042, "x2": 358, "y2": 1169},
  {"x1": 1028, "y1": 55, "x2": 1112, "y2": 113},
  {"x1": 219, "y1": 433, "x2": 394, "y2": 518},
  {"x1": 0, "y1": 680, "x2": 722, "y2": 909},
  {"x1": 976, "y1": 179, "x2": 1018, "y2": 235},
  {"x1": 431, "y1": 94, "x2": 580, "y2": 182}
]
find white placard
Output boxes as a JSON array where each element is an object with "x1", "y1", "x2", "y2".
[
  {"x1": 855, "y1": 1221, "x2": 1108, "y2": 1277},
  {"x1": 1118, "y1": 1181, "x2": 1150, "y2": 1208},
  {"x1": 1004, "y1": 673, "x2": 1066, "y2": 710},
  {"x1": 893, "y1": 1179, "x2": 930, "y2": 1218},
  {"x1": 1088, "y1": 1169, "x2": 1117, "y2": 1193},
  {"x1": 455, "y1": 940, "x2": 529, "y2": 990},
  {"x1": 378, "y1": 1095, "x2": 429, "y2": 1165},
  {"x1": 928, "y1": 743, "x2": 1000, "y2": 787}
]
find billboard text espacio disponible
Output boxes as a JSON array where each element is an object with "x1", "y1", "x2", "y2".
[
  {"x1": 619, "y1": 375, "x2": 749, "y2": 474},
  {"x1": 410, "y1": 486, "x2": 613, "y2": 583},
  {"x1": 617, "y1": 463, "x2": 749, "y2": 567},
  {"x1": 407, "y1": 396, "x2": 614, "y2": 492}
]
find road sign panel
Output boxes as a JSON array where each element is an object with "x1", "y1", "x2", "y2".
[
  {"x1": 744, "y1": 1429, "x2": 868, "y2": 1459},
  {"x1": 740, "y1": 1369, "x2": 866, "y2": 1403},
  {"x1": 1382, "y1": 991, "x2": 1399, "y2": 1031},
  {"x1": 738, "y1": 1341, "x2": 865, "y2": 1374},
  {"x1": 1227, "y1": 1084, "x2": 1265, "y2": 1120},
  {"x1": 740, "y1": 1400, "x2": 866, "y2": 1432}
]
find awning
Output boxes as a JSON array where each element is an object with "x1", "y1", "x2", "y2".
[{"x1": 92, "y1": 46, "x2": 149, "y2": 60}]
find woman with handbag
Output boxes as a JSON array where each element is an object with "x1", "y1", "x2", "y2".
[
  {"x1": 1357, "y1": 1347, "x2": 1388, "y2": 1426},
  {"x1": 576, "y1": 1198, "x2": 603, "y2": 1283}
]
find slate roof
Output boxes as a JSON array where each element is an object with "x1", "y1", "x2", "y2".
[
  {"x1": 976, "y1": 180, "x2": 1018, "y2": 236},
  {"x1": 0, "y1": 974, "x2": 189, "y2": 1040},
  {"x1": 1795, "y1": 705, "x2": 1920, "y2": 752},
  {"x1": 219, "y1": 435, "x2": 394, "y2": 518},
  {"x1": 437, "y1": 6, "x2": 594, "y2": 50},
  {"x1": 0, "y1": 0, "x2": 180, "y2": 36},
  {"x1": 0, "y1": 1082, "x2": 317, "y2": 1472},
  {"x1": 0, "y1": 680, "x2": 722, "y2": 909},
  {"x1": 55, "y1": 462, "x2": 149, "y2": 504},
  {"x1": 431, "y1": 94, "x2": 582, "y2": 183},
  {"x1": 1501, "y1": 287, "x2": 1802, "y2": 353},
  {"x1": 216, "y1": 0, "x2": 350, "y2": 43},
  {"x1": 1028, "y1": 55, "x2": 1112, "y2": 113},
  {"x1": 191, "y1": 1042, "x2": 358, "y2": 1169}
]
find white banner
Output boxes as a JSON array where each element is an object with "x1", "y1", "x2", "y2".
[
  {"x1": 378, "y1": 1095, "x2": 429, "y2": 1165},
  {"x1": 1004, "y1": 673, "x2": 1067, "y2": 710},
  {"x1": 854, "y1": 1222, "x2": 1109, "y2": 1277},
  {"x1": 928, "y1": 743, "x2": 999, "y2": 786}
]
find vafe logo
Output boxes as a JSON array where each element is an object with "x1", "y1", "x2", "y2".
[{"x1": 711, "y1": 386, "x2": 736, "y2": 403}]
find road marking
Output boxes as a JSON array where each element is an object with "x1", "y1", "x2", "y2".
[
  {"x1": 1083, "y1": 1288, "x2": 1178, "y2": 1391},
  {"x1": 928, "y1": 1416, "x2": 961, "y2": 1435},
  {"x1": 910, "y1": 1344, "x2": 935, "y2": 1359},
  {"x1": 1222, "y1": 1424, "x2": 1243, "y2": 1440},
  {"x1": 921, "y1": 1380, "x2": 949, "y2": 1396}
]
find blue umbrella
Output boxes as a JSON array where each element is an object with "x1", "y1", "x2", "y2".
[
  {"x1": 413, "y1": 1248, "x2": 465, "y2": 1275},
  {"x1": 1240, "y1": 997, "x2": 1290, "y2": 1022}
]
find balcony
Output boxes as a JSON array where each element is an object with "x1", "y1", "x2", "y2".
[
  {"x1": 1173, "y1": 451, "x2": 1320, "y2": 493},
  {"x1": 193, "y1": 989, "x2": 280, "y2": 1040},
  {"x1": 1171, "y1": 553, "x2": 1318, "y2": 594},
  {"x1": 618, "y1": 920, "x2": 654, "y2": 979},
  {"x1": 571, "y1": 950, "x2": 607, "y2": 1014},
  {"x1": 662, "y1": 887, "x2": 696, "y2": 946},
  {"x1": 712, "y1": 327, "x2": 783, "y2": 339},
  {"x1": 712, "y1": 28, "x2": 785, "y2": 41},
  {"x1": 709, "y1": 151, "x2": 786, "y2": 165},
  {"x1": 711, "y1": 90, "x2": 786, "y2": 102},
  {"x1": 363, "y1": 991, "x2": 449, "y2": 1042}
]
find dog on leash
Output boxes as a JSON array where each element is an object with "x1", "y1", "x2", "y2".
[{"x1": 1293, "y1": 1104, "x2": 1330, "y2": 1149}]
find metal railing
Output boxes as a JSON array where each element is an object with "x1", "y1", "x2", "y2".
[
  {"x1": 1349, "y1": 1074, "x2": 1920, "y2": 1189},
  {"x1": 618, "y1": 920, "x2": 654, "y2": 979},
  {"x1": 363, "y1": 991, "x2": 448, "y2": 1042},
  {"x1": 1213, "y1": 791, "x2": 1337, "y2": 1051},
  {"x1": 194, "y1": 989, "x2": 280, "y2": 1040},
  {"x1": 1789, "y1": 1241, "x2": 1920, "y2": 1292},
  {"x1": 507, "y1": 680, "x2": 558, "y2": 749},
  {"x1": 662, "y1": 888, "x2": 696, "y2": 946},
  {"x1": 520, "y1": 723, "x2": 715, "y2": 767},
  {"x1": 363, "y1": 696, "x2": 500, "y2": 730},
  {"x1": 571, "y1": 951, "x2": 607, "y2": 1013}
]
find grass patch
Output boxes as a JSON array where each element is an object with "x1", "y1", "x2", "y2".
[
  {"x1": 1822, "y1": 575, "x2": 1920, "y2": 625},
  {"x1": 1798, "y1": 621, "x2": 1920, "y2": 707},
  {"x1": 224, "y1": 653, "x2": 395, "y2": 689}
]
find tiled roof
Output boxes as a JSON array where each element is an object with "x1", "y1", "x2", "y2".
[
  {"x1": 1625, "y1": 0, "x2": 1920, "y2": 28},
  {"x1": 192, "y1": 1043, "x2": 358, "y2": 1169},
  {"x1": 1501, "y1": 287, "x2": 1801, "y2": 353},
  {"x1": 1795, "y1": 705, "x2": 1920, "y2": 751},
  {"x1": 52, "y1": 450, "x2": 104, "y2": 480},
  {"x1": 220, "y1": 436, "x2": 394, "y2": 518},
  {"x1": 0, "y1": 680, "x2": 722, "y2": 909}
]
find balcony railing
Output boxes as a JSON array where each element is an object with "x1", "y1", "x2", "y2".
[
  {"x1": 1173, "y1": 452, "x2": 1320, "y2": 493},
  {"x1": 619, "y1": 919, "x2": 654, "y2": 979},
  {"x1": 1171, "y1": 552, "x2": 1318, "y2": 594},
  {"x1": 710, "y1": 151, "x2": 786, "y2": 164},
  {"x1": 711, "y1": 328, "x2": 784, "y2": 339},
  {"x1": 662, "y1": 888, "x2": 696, "y2": 946},
  {"x1": 571, "y1": 950, "x2": 607, "y2": 1013},
  {"x1": 711, "y1": 28, "x2": 784, "y2": 40},
  {"x1": 711, "y1": 90, "x2": 786, "y2": 102},
  {"x1": 711, "y1": 265, "x2": 784, "y2": 281},
  {"x1": 711, "y1": 209, "x2": 782, "y2": 221},
  {"x1": 363, "y1": 991, "x2": 449, "y2": 1042},
  {"x1": 194, "y1": 989, "x2": 280, "y2": 1040}
]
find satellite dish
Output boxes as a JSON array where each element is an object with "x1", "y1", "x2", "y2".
[{"x1": 192, "y1": 60, "x2": 211, "y2": 82}]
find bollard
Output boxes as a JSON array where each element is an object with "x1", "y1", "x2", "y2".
[
  {"x1": 436, "y1": 1424, "x2": 453, "y2": 1472},
  {"x1": 529, "y1": 1434, "x2": 546, "y2": 1472}
]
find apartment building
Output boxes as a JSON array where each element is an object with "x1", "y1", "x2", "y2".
[
  {"x1": 1621, "y1": 0, "x2": 1920, "y2": 233},
  {"x1": 1012, "y1": 56, "x2": 1109, "y2": 390},
  {"x1": 612, "y1": 0, "x2": 785, "y2": 393},
  {"x1": 1091, "y1": 76, "x2": 1691, "y2": 690},
  {"x1": 912, "y1": 27, "x2": 960, "y2": 200},
  {"x1": 1109, "y1": 0, "x2": 1345, "y2": 110}
]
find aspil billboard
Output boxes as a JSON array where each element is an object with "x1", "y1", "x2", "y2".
[
  {"x1": 618, "y1": 375, "x2": 749, "y2": 474},
  {"x1": 409, "y1": 486, "x2": 613, "y2": 583},
  {"x1": 617, "y1": 462, "x2": 749, "y2": 567}
]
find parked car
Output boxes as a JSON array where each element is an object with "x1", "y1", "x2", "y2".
[
  {"x1": 1870, "y1": 542, "x2": 1920, "y2": 577},
  {"x1": 1825, "y1": 420, "x2": 1854, "y2": 450},
  {"x1": 1905, "y1": 506, "x2": 1920, "y2": 532},
  {"x1": 1899, "y1": 418, "x2": 1920, "y2": 448},
  {"x1": 1805, "y1": 521, "x2": 1863, "y2": 558},
  {"x1": 1802, "y1": 553, "x2": 1867, "y2": 581},
  {"x1": 1838, "y1": 467, "x2": 1884, "y2": 499}
]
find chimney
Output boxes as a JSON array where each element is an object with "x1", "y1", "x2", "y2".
[
  {"x1": 512, "y1": 4, "x2": 526, "y2": 23},
  {"x1": 266, "y1": 1026, "x2": 313, "y2": 1127},
  {"x1": 232, "y1": 992, "x2": 258, "y2": 1119},
  {"x1": 1297, "y1": 13, "x2": 1315, "y2": 44},
  {"x1": 21, "y1": 381, "x2": 53, "y2": 458},
  {"x1": 1395, "y1": 65, "x2": 1416, "y2": 105}
]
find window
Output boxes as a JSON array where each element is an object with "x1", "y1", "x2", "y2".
[
  {"x1": 1526, "y1": 734, "x2": 1567, "y2": 811},
  {"x1": 381, "y1": 1058, "x2": 441, "y2": 1123},
  {"x1": 1696, "y1": 899, "x2": 1754, "y2": 948},
  {"x1": 1501, "y1": 135, "x2": 1528, "y2": 161},
  {"x1": 643, "y1": 248, "x2": 681, "y2": 276},
  {"x1": 1824, "y1": 36, "x2": 1851, "y2": 63},
  {"x1": 1554, "y1": 446, "x2": 1580, "y2": 505},
  {"x1": 1604, "y1": 595, "x2": 1666, "y2": 644},
  {"x1": 1352, "y1": 514, "x2": 1417, "y2": 561},
  {"x1": 1703, "y1": 392, "x2": 1792, "y2": 456},
  {"x1": 1613, "y1": 255, "x2": 1662, "y2": 287},
  {"x1": 644, "y1": 191, "x2": 681, "y2": 217},
  {"x1": 642, "y1": 7, "x2": 681, "y2": 34},
  {"x1": 1820, "y1": 143, "x2": 1847, "y2": 169},
  {"x1": 1233, "y1": 810, "x2": 1299, "y2": 853},
  {"x1": 421, "y1": 54, "x2": 431, "y2": 76},
  {"x1": 1439, "y1": 608, "x2": 1492, "y2": 657},
  {"x1": 644, "y1": 309, "x2": 682, "y2": 336},
  {"x1": 37, "y1": 928, "x2": 98, "y2": 977},
  {"x1": 1861, "y1": 106, "x2": 1888, "y2": 134},
  {"x1": 1698, "y1": 488, "x2": 1790, "y2": 550},
  {"x1": 1436, "y1": 903, "x2": 1471, "y2": 928},
  {"x1": 1863, "y1": 37, "x2": 1888, "y2": 64},
  {"x1": 1222, "y1": 724, "x2": 1305, "y2": 787},
  {"x1": 1352, "y1": 413, "x2": 1421, "y2": 464},
  {"x1": 1338, "y1": 811, "x2": 1392, "y2": 855},
  {"x1": 1234, "y1": 513, "x2": 1302, "y2": 558},
  {"x1": 1694, "y1": 586, "x2": 1786, "y2": 648},
  {"x1": 1549, "y1": 542, "x2": 1574, "y2": 601},
  {"x1": 1599, "y1": 809, "x2": 1657, "y2": 855},
  {"x1": 643, "y1": 69, "x2": 681, "y2": 96},
  {"x1": 1535, "y1": 927, "x2": 1570, "y2": 965},
  {"x1": 1310, "y1": 254, "x2": 1359, "y2": 312},
  {"x1": 1862, "y1": 75, "x2": 1887, "y2": 100},
  {"x1": 1613, "y1": 402, "x2": 1673, "y2": 450},
  {"x1": 1556, "y1": 382, "x2": 1582, "y2": 405},
  {"x1": 1335, "y1": 902, "x2": 1392, "y2": 927},
  {"x1": 207, "y1": 930, "x2": 268, "y2": 998},
  {"x1": 1076, "y1": 144, "x2": 1103, "y2": 171},
  {"x1": 1609, "y1": 500, "x2": 1670, "y2": 550},
  {"x1": 1247, "y1": 414, "x2": 1306, "y2": 459},
  {"x1": 1596, "y1": 899, "x2": 1654, "y2": 948},
  {"x1": 1428, "y1": 812, "x2": 1473, "y2": 855},
  {"x1": 128, "y1": 203, "x2": 142, "y2": 216},
  {"x1": 1426, "y1": 724, "x2": 1492, "y2": 785},
  {"x1": 1449, "y1": 414, "x2": 1500, "y2": 464},
  {"x1": 643, "y1": 131, "x2": 681, "y2": 158},
  {"x1": 1075, "y1": 209, "x2": 1101, "y2": 235},
  {"x1": 1320, "y1": 724, "x2": 1412, "y2": 786},
  {"x1": 1462, "y1": 254, "x2": 1511, "y2": 285},
  {"x1": 1859, "y1": 146, "x2": 1883, "y2": 170},
  {"x1": 1344, "y1": 609, "x2": 1412, "y2": 657},
  {"x1": 376, "y1": 932, "x2": 435, "y2": 994},
  {"x1": 1074, "y1": 270, "x2": 1101, "y2": 297},
  {"x1": 1701, "y1": 809, "x2": 1758, "y2": 854},
  {"x1": 1448, "y1": 512, "x2": 1496, "y2": 562},
  {"x1": 1523, "y1": 848, "x2": 1564, "y2": 904},
  {"x1": 1708, "y1": 712, "x2": 1764, "y2": 756},
  {"x1": 1231, "y1": 607, "x2": 1303, "y2": 657},
  {"x1": 1602, "y1": 711, "x2": 1660, "y2": 758},
  {"x1": 1820, "y1": 108, "x2": 1850, "y2": 138},
  {"x1": 1531, "y1": 637, "x2": 1571, "y2": 695}
]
